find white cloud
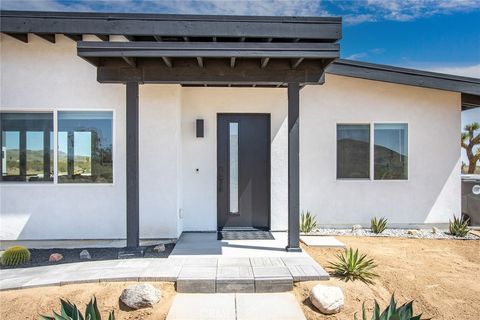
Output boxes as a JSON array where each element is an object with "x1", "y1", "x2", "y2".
[
  {"x1": 0, "y1": 0, "x2": 329, "y2": 16},
  {"x1": 426, "y1": 64, "x2": 480, "y2": 78}
]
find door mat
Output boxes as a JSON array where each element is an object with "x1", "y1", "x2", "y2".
[{"x1": 217, "y1": 230, "x2": 275, "y2": 240}]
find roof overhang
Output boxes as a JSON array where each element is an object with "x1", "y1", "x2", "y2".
[
  {"x1": 0, "y1": 10, "x2": 342, "y2": 87},
  {"x1": 327, "y1": 59, "x2": 480, "y2": 109}
]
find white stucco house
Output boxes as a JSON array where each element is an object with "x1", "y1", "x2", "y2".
[{"x1": 0, "y1": 11, "x2": 479, "y2": 250}]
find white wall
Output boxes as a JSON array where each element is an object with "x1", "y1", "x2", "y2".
[
  {"x1": 300, "y1": 74, "x2": 461, "y2": 226},
  {"x1": 139, "y1": 85, "x2": 182, "y2": 239},
  {"x1": 181, "y1": 88, "x2": 289, "y2": 231},
  {"x1": 0, "y1": 34, "x2": 182, "y2": 240}
]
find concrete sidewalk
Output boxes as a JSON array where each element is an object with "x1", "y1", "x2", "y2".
[{"x1": 167, "y1": 292, "x2": 307, "y2": 320}]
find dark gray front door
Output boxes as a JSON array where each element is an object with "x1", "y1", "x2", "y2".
[{"x1": 217, "y1": 114, "x2": 270, "y2": 230}]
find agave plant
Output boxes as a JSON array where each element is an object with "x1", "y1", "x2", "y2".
[
  {"x1": 371, "y1": 217, "x2": 388, "y2": 234},
  {"x1": 354, "y1": 294, "x2": 426, "y2": 320},
  {"x1": 449, "y1": 215, "x2": 470, "y2": 237},
  {"x1": 328, "y1": 248, "x2": 378, "y2": 284},
  {"x1": 0, "y1": 245, "x2": 31, "y2": 266},
  {"x1": 300, "y1": 211, "x2": 317, "y2": 233},
  {"x1": 40, "y1": 297, "x2": 115, "y2": 320}
]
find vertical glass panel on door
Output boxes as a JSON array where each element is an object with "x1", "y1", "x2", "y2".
[
  {"x1": 374, "y1": 123, "x2": 408, "y2": 180},
  {"x1": 229, "y1": 122, "x2": 239, "y2": 214},
  {"x1": 0, "y1": 112, "x2": 53, "y2": 182},
  {"x1": 58, "y1": 111, "x2": 113, "y2": 183},
  {"x1": 337, "y1": 124, "x2": 370, "y2": 179}
]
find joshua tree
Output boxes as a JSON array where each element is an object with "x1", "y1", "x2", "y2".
[{"x1": 461, "y1": 122, "x2": 480, "y2": 174}]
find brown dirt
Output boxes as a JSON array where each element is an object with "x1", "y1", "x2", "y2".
[
  {"x1": 0, "y1": 282, "x2": 175, "y2": 320},
  {"x1": 295, "y1": 236, "x2": 480, "y2": 320}
]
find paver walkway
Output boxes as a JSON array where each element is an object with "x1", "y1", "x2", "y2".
[
  {"x1": 0, "y1": 232, "x2": 330, "y2": 292},
  {"x1": 167, "y1": 292, "x2": 306, "y2": 320}
]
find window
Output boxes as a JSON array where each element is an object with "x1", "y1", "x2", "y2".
[
  {"x1": 1, "y1": 112, "x2": 53, "y2": 182},
  {"x1": 229, "y1": 122, "x2": 239, "y2": 213},
  {"x1": 58, "y1": 111, "x2": 113, "y2": 183},
  {"x1": 337, "y1": 124, "x2": 370, "y2": 179},
  {"x1": 374, "y1": 124, "x2": 408, "y2": 180}
]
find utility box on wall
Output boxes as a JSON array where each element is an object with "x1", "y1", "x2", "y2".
[{"x1": 462, "y1": 175, "x2": 480, "y2": 226}]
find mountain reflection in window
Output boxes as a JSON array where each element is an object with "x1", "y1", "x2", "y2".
[
  {"x1": 374, "y1": 124, "x2": 408, "y2": 180},
  {"x1": 337, "y1": 124, "x2": 370, "y2": 179},
  {"x1": 58, "y1": 111, "x2": 113, "y2": 183}
]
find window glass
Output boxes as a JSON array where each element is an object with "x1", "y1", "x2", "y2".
[
  {"x1": 1, "y1": 112, "x2": 53, "y2": 182},
  {"x1": 229, "y1": 122, "x2": 239, "y2": 213},
  {"x1": 374, "y1": 123, "x2": 408, "y2": 180},
  {"x1": 58, "y1": 111, "x2": 113, "y2": 183},
  {"x1": 337, "y1": 124, "x2": 370, "y2": 179}
]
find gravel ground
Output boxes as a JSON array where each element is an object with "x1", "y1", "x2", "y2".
[
  {"x1": 0, "y1": 243, "x2": 175, "y2": 270},
  {"x1": 307, "y1": 227, "x2": 480, "y2": 240}
]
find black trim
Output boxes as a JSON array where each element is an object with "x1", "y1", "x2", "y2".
[
  {"x1": 327, "y1": 59, "x2": 480, "y2": 96},
  {"x1": 462, "y1": 93, "x2": 480, "y2": 110}
]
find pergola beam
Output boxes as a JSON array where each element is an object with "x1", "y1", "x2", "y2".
[{"x1": 35, "y1": 33, "x2": 55, "y2": 43}]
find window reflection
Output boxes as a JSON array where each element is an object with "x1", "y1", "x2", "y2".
[
  {"x1": 337, "y1": 124, "x2": 370, "y2": 179},
  {"x1": 58, "y1": 111, "x2": 113, "y2": 183},
  {"x1": 374, "y1": 124, "x2": 408, "y2": 180}
]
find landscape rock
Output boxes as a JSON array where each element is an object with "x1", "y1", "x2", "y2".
[
  {"x1": 49, "y1": 253, "x2": 63, "y2": 262},
  {"x1": 351, "y1": 224, "x2": 362, "y2": 232},
  {"x1": 432, "y1": 227, "x2": 439, "y2": 234},
  {"x1": 407, "y1": 229, "x2": 419, "y2": 235},
  {"x1": 153, "y1": 244, "x2": 165, "y2": 253},
  {"x1": 310, "y1": 284, "x2": 344, "y2": 315},
  {"x1": 79, "y1": 249, "x2": 91, "y2": 260},
  {"x1": 120, "y1": 283, "x2": 161, "y2": 309}
]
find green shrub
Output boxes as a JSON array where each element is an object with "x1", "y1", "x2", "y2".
[
  {"x1": 371, "y1": 217, "x2": 388, "y2": 234},
  {"x1": 0, "y1": 246, "x2": 31, "y2": 266},
  {"x1": 40, "y1": 297, "x2": 115, "y2": 320},
  {"x1": 328, "y1": 248, "x2": 378, "y2": 284},
  {"x1": 449, "y1": 215, "x2": 470, "y2": 237},
  {"x1": 300, "y1": 211, "x2": 317, "y2": 233},
  {"x1": 354, "y1": 294, "x2": 426, "y2": 320}
]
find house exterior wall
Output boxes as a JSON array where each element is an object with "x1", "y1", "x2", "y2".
[
  {"x1": 300, "y1": 74, "x2": 461, "y2": 226},
  {"x1": 0, "y1": 34, "x2": 182, "y2": 240},
  {"x1": 181, "y1": 88, "x2": 288, "y2": 231},
  {"x1": 0, "y1": 35, "x2": 462, "y2": 242}
]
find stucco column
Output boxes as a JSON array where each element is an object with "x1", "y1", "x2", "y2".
[{"x1": 286, "y1": 82, "x2": 301, "y2": 252}]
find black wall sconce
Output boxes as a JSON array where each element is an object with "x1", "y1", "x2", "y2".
[{"x1": 196, "y1": 119, "x2": 204, "y2": 138}]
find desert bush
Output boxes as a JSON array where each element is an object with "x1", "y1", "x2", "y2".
[
  {"x1": 0, "y1": 246, "x2": 31, "y2": 266},
  {"x1": 300, "y1": 211, "x2": 317, "y2": 233},
  {"x1": 40, "y1": 297, "x2": 115, "y2": 320},
  {"x1": 354, "y1": 294, "x2": 425, "y2": 320},
  {"x1": 328, "y1": 248, "x2": 378, "y2": 284},
  {"x1": 449, "y1": 215, "x2": 470, "y2": 237},
  {"x1": 371, "y1": 217, "x2": 388, "y2": 234}
]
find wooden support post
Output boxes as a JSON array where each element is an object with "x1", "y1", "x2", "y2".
[{"x1": 286, "y1": 82, "x2": 301, "y2": 252}]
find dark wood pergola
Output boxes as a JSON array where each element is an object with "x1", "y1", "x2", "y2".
[{"x1": 1, "y1": 10, "x2": 343, "y2": 251}]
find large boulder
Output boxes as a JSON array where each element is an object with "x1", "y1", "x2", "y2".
[
  {"x1": 120, "y1": 283, "x2": 161, "y2": 309},
  {"x1": 309, "y1": 284, "x2": 344, "y2": 315}
]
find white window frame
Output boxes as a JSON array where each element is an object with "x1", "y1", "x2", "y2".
[
  {"x1": 335, "y1": 121, "x2": 409, "y2": 182},
  {"x1": 0, "y1": 108, "x2": 115, "y2": 186}
]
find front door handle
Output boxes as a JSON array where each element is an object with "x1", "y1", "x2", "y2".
[{"x1": 218, "y1": 166, "x2": 224, "y2": 192}]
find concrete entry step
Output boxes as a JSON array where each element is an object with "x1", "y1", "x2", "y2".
[
  {"x1": 175, "y1": 257, "x2": 328, "y2": 293},
  {"x1": 166, "y1": 293, "x2": 306, "y2": 320}
]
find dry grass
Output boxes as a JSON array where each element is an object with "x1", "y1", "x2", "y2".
[
  {"x1": 0, "y1": 282, "x2": 175, "y2": 320},
  {"x1": 295, "y1": 236, "x2": 480, "y2": 320}
]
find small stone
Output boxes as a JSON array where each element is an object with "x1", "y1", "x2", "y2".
[
  {"x1": 153, "y1": 244, "x2": 166, "y2": 253},
  {"x1": 49, "y1": 253, "x2": 63, "y2": 262},
  {"x1": 351, "y1": 224, "x2": 362, "y2": 232},
  {"x1": 432, "y1": 227, "x2": 439, "y2": 234},
  {"x1": 79, "y1": 249, "x2": 91, "y2": 260},
  {"x1": 310, "y1": 284, "x2": 344, "y2": 315},
  {"x1": 120, "y1": 283, "x2": 161, "y2": 309},
  {"x1": 407, "y1": 229, "x2": 419, "y2": 235}
]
